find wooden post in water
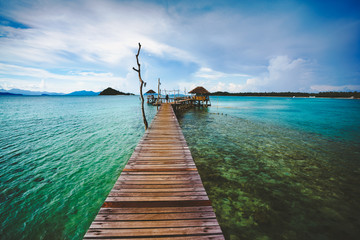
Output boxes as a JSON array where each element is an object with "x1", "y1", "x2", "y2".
[{"x1": 157, "y1": 78, "x2": 161, "y2": 111}]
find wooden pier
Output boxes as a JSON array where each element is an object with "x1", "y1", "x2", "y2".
[{"x1": 84, "y1": 103, "x2": 224, "y2": 239}]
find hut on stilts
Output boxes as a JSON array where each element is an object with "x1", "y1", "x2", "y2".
[
  {"x1": 145, "y1": 89, "x2": 157, "y2": 104},
  {"x1": 189, "y1": 86, "x2": 211, "y2": 107}
]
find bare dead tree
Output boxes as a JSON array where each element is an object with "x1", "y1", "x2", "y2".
[{"x1": 132, "y1": 43, "x2": 148, "y2": 130}]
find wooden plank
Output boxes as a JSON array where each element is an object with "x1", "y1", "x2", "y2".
[
  {"x1": 84, "y1": 226, "x2": 223, "y2": 238},
  {"x1": 122, "y1": 168, "x2": 198, "y2": 172},
  {"x1": 121, "y1": 171, "x2": 199, "y2": 175},
  {"x1": 98, "y1": 206, "x2": 215, "y2": 214},
  {"x1": 124, "y1": 165, "x2": 197, "y2": 170},
  {"x1": 118, "y1": 175, "x2": 200, "y2": 181},
  {"x1": 94, "y1": 212, "x2": 216, "y2": 221},
  {"x1": 112, "y1": 184, "x2": 205, "y2": 189},
  {"x1": 129, "y1": 156, "x2": 194, "y2": 160},
  {"x1": 124, "y1": 168, "x2": 198, "y2": 172},
  {"x1": 105, "y1": 195, "x2": 209, "y2": 201},
  {"x1": 84, "y1": 236, "x2": 225, "y2": 240},
  {"x1": 90, "y1": 219, "x2": 219, "y2": 229},
  {"x1": 108, "y1": 192, "x2": 207, "y2": 197},
  {"x1": 115, "y1": 180, "x2": 202, "y2": 185},
  {"x1": 113, "y1": 185, "x2": 205, "y2": 190},
  {"x1": 111, "y1": 188, "x2": 206, "y2": 192},
  {"x1": 127, "y1": 162, "x2": 196, "y2": 166},
  {"x1": 136, "y1": 145, "x2": 188, "y2": 149},
  {"x1": 136, "y1": 150, "x2": 191, "y2": 153},
  {"x1": 118, "y1": 174, "x2": 201, "y2": 179},
  {"x1": 102, "y1": 200, "x2": 212, "y2": 208},
  {"x1": 143, "y1": 135, "x2": 184, "y2": 138},
  {"x1": 135, "y1": 153, "x2": 192, "y2": 157},
  {"x1": 128, "y1": 160, "x2": 195, "y2": 163}
]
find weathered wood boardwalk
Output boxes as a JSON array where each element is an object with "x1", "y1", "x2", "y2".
[{"x1": 84, "y1": 103, "x2": 224, "y2": 239}]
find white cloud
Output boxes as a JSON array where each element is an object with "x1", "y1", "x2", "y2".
[
  {"x1": 39, "y1": 79, "x2": 46, "y2": 90},
  {"x1": 0, "y1": 63, "x2": 129, "y2": 93},
  {"x1": 265, "y1": 55, "x2": 313, "y2": 91},
  {"x1": 0, "y1": 63, "x2": 108, "y2": 81},
  {"x1": 213, "y1": 82, "x2": 226, "y2": 92},
  {"x1": 194, "y1": 67, "x2": 249, "y2": 79},
  {"x1": 0, "y1": 0, "x2": 197, "y2": 68},
  {"x1": 239, "y1": 56, "x2": 315, "y2": 92},
  {"x1": 76, "y1": 72, "x2": 114, "y2": 77},
  {"x1": 199, "y1": 56, "x2": 316, "y2": 93}
]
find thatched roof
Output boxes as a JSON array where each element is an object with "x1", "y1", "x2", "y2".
[
  {"x1": 188, "y1": 86, "x2": 210, "y2": 95},
  {"x1": 145, "y1": 89, "x2": 156, "y2": 94}
]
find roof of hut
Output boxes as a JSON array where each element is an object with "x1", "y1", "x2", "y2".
[
  {"x1": 145, "y1": 89, "x2": 156, "y2": 94},
  {"x1": 188, "y1": 86, "x2": 210, "y2": 95}
]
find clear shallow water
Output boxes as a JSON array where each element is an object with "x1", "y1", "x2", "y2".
[
  {"x1": 0, "y1": 96, "x2": 156, "y2": 239},
  {"x1": 177, "y1": 96, "x2": 360, "y2": 240},
  {"x1": 209, "y1": 96, "x2": 360, "y2": 143},
  {"x1": 1, "y1": 96, "x2": 360, "y2": 240}
]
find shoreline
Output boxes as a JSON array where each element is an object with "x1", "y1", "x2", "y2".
[{"x1": 210, "y1": 95, "x2": 359, "y2": 99}]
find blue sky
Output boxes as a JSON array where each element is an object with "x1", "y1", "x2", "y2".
[{"x1": 0, "y1": 0, "x2": 359, "y2": 93}]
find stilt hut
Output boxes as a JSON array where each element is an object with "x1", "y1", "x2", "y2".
[
  {"x1": 188, "y1": 86, "x2": 211, "y2": 107},
  {"x1": 145, "y1": 89, "x2": 157, "y2": 104}
]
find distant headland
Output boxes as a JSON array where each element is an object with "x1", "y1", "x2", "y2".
[
  {"x1": 0, "y1": 88, "x2": 134, "y2": 96},
  {"x1": 99, "y1": 87, "x2": 134, "y2": 95}
]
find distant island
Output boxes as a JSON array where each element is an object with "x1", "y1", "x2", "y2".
[
  {"x1": 0, "y1": 88, "x2": 134, "y2": 96},
  {"x1": 0, "y1": 92, "x2": 23, "y2": 96},
  {"x1": 210, "y1": 91, "x2": 360, "y2": 98},
  {"x1": 0, "y1": 88, "x2": 99, "y2": 96},
  {"x1": 0, "y1": 88, "x2": 64, "y2": 96},
  {"x1": 67, "y1": 90, "x2": 100, "y2": 96},
  {"x1": 99, "y1": 87, "x2": 134, "y2": 95}
]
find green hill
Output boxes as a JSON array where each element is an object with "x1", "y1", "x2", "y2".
[{"x1": 99, "y1": 87, "x2": 134, "y2": 95}]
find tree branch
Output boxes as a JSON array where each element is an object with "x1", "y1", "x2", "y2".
[{"x1": 133, "y1": 43, "x2": 143, "y2": 83}]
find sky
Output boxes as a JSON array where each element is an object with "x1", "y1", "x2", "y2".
[{"x1": 0, "y1": 0, "x2": 359, "y2": 94}]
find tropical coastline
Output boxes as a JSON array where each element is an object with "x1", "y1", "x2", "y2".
[
  {"x1": 210, "y1": 91, "x2": 360, "y2": 99},
  {"x1": 2, "y1": 88, "x2": 359, "y2": 99}
]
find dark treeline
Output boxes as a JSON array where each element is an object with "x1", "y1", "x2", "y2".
[{"x1": 210, "y1": 91, "x2": 360, "y2": 98}]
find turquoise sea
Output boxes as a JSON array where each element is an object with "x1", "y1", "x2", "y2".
[{"x1": 1, "y1": 95, "x2": 360, "y2": 239}]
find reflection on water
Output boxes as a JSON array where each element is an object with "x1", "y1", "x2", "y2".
[{"x1": 177, "y1": 104, "x2": 360, "y2": 240}]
